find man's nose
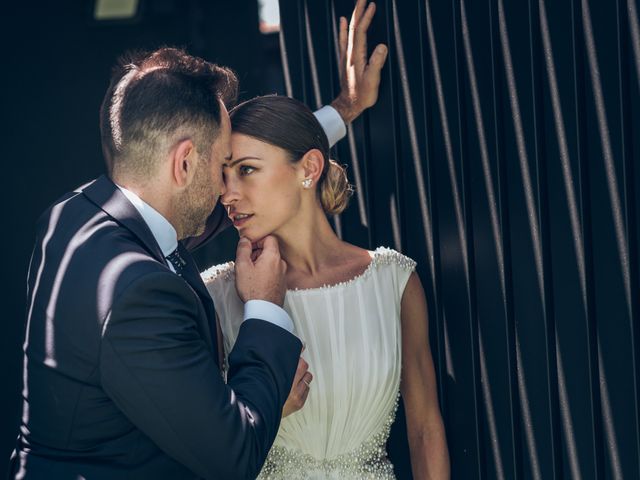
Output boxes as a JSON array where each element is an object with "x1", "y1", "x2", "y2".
[{"x1": 218, "y1": 177, "x2": 227, "y2": 197}]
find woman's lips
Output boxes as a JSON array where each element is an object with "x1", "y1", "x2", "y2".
[{"x1": 232, "y1": 214, "x2": 253, "y2": 227}]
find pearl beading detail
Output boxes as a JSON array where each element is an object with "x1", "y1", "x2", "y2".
[
  {"x1": 201, "y1": 247, "x2": 417, "y2": 291},
  {"x1": 259, "y1": 393, "x2": 401, "y2": 479}
]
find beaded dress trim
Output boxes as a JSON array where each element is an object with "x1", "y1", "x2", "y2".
[
  {"x1": 258, "y1": 393, "x2": 401, "y2": 480},
  {"x1": 201, "y1": 247, "x2": 417, "y2": 292}
]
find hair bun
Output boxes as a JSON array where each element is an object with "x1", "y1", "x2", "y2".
[{"x1": 320, "y1": 160, "x2": 353, "y2": 215}]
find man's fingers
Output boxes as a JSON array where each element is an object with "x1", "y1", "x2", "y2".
[
  {"x1": 354, "y1": 2, "x2": 376, "y2": 67},
  {"x1": 296, "y1": 371, "x2": 313, "y2": 396},
  {"x1": 293, "y1": 373, "x2": 312, "y2": 407},
  {"x1": 368, "y1": 43, "x2": 388, "y2": 71},
  {"x1": 259, "y1": 235, "x2": 280, "y2": 256},
  {"x1": 339, "y1": 16, "x2": 348, "y2": 69},
  {"x1": 279, "y1": 258, "x2": 287, "y2": 277},
  {"x1": 362, "y1": 44, "x2": 387, "y2": 102},
  {"x1": 235, "y1": 237, "x2": 253, "y2": 265},
  {"x1": 251, "y1": 237, "x2": 267, "y2": 250},
  {"x1": 348, "y1": 0, "x2": 367, "y2": 59},
  {"x1": 250, "y1": 247, "x2": 262, "y2": 262},
  {"x1": 350, "y1": 0, "x2": 368, "y2": 31},
  {"x1": 295, "y1": 357, "x2": 309, "y2": 379},
  {"x1": 298, "y1": 382, "x2": 311, "y2": 405}
]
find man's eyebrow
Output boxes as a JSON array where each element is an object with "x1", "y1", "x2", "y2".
[{"x1": 224, "y1": 156, "x2": 262, "y2": 168}]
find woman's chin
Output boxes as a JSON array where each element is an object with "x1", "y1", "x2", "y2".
[
  {"x1": 235, "y1": 227, "x2": 259, "y2": 243},
  {"x1": 236, "y1": 227, "x2": 277, "y2": 244}
]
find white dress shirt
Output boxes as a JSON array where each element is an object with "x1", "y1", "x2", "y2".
[
  {"x1": 313, "y1": 105, "x2": 346, "y2": 147},
  {"x1": 116, "y1": 185, "x2": 294, "y2": 333}
]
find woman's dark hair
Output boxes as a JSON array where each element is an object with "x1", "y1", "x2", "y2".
[{"x1": 229, "y1": 95, "x2": 352, "y2": 215}]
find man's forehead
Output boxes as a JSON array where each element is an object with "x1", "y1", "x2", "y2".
[{"x1": 219, "y1": 101, "x2": 231, "y2": 128}]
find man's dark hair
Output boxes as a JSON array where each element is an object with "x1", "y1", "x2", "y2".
[{"x1": 99, "y1": 47, "x2": 238, "y2": 181}]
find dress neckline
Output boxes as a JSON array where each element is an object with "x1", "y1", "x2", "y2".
[
  {"x1": 201, "y1": 246, "x2": 415, "y2": 293},
  {"x1": 286, "y1": 248, "x2": 380, "y2": 295}
]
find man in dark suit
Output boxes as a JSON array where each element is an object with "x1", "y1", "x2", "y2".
[
  {"x1": 8, "y1": 3, "x2": 387, "y2": 478},
  {"x1": 9, "y1": 47, "x2": 308, "y2": 480}
]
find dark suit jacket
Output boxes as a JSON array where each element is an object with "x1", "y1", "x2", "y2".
[{"x1": 9, "y1": 175, "x2": 301, "y2": 479}]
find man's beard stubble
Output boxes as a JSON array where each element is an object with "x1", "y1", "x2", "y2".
[{"x1": 174, "y1": 163, "x2": 218, "y2": 240}]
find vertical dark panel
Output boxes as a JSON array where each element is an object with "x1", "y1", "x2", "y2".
[
  {"x1": 279, "y1": 0, "x2": 307, "y2": 102},
  {"x1": 460, "y1": 0, "x2": 519, "y2": 477},
  {"x1": 537, "y1": 0, "x2": 602, "y2": 478},
  {"x1": 362, "y1": 0, "x2": 401, "y2": 251},
  {"x1": 619, "y1": 0, "x2": 640, "y2": 471},
  {"x1": 278, "y1": 0, "x2": 640, "y2": 478},
  {"x1": 386, "y1": 1, "x2": 444, "y2": 477},
  {"x1": 627, "y1": 0, "x2": 640, "y2": 470},
  {"x1": 495, "y1": 0, "x2": 561, "y2": 478},
  {"x1": 423, "y1": 0, "x2": 483, "y2": 477},
  {"x1": 300, "y1": 0, "x2": 331, "y2": 108},
  {"x1": 580, "y1": 0, "x2": 640, "y2": 477}
]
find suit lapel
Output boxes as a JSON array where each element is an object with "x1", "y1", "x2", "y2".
[
  {"x1": 82, "y1": 176, "x2": 219, "y2": 366},
  {"x1": 178, "y1": 243, "x2": 219, "y2": 366}
]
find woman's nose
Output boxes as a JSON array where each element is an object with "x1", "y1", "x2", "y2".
[{"x1": 220, "y1": 177, "x2": 240, "y2": 206}]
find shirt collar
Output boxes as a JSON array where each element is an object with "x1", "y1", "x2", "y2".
[{"x1": 116, "y1": 184, "x2": 178, "y2": 257}]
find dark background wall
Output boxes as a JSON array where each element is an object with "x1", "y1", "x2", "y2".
[{"x1": 279, "y1": 0, "x2": 640, "y2": 479}]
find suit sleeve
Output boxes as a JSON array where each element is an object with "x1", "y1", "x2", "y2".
[{"x1": 99, "y1": 271, "x2": 301, "y2": 480}]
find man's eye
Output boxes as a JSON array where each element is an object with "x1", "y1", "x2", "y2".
[{"x1": 239, "y1": 165, "x2": 256, "y2": 176}]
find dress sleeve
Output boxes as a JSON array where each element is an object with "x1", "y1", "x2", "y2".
[
  {"x1": 377, "y1": 248, "x2": 417, "y2": 302},
  {"x1": 201, "y1": 262, "x2": 244, "y2": 359},
  {"x1": 395, "y1": 253, "x2": 417, "y2": 300}
]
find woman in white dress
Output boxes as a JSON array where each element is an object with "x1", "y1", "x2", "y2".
[{"x1": 202, "y1": 89, "x2": 449, "y2": 479}]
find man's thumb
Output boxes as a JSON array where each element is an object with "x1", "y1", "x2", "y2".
[{"x1": 236, "y1": 237, "x2": 252, "y2": 264}]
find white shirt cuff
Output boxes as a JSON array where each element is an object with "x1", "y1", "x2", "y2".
[
  {"x1": 244, "y1": 299, "x2": 294, "y2": 333},
  {"x1": 314, "y1": 105, "x2": 346, "y2": 148}
]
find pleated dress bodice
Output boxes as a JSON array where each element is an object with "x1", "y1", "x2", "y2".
[{"x1": 202, "y1": 247, "x2": 416, "y2": 479}]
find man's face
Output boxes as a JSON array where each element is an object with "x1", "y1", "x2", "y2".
[
  {"x1": 207, "y1": 103, "x2": 232, "y2": 202},
  {"x1": 177, "y1": 103, "x2": 232, "y2": 239}
]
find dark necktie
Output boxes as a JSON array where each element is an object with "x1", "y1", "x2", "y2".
[
  {"x1": 165, "y1": 243, "x2": 220, "y2": 367},
  {"x1": 166, "y1": 247, "x2": 187, "y2": 276}
]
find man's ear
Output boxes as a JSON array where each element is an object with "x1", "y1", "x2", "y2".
[
  {"x1": 299, "y1": 149, "x2": 325, "y2": 183},
  {"x1": 171, "y1": 139, "x2": 197, "y2": 188}
]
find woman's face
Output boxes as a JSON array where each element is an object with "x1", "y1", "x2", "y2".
[{"x1": 221, "y1": 133, "x2": 305, "y2": 241}]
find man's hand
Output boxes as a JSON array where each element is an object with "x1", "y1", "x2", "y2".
[
  {"x1": 235, "y1": 236, "x2": 287, "y2": 306},
  {"x1": 331, "y1": 0, "x2": 388, "y2": 124},
  {"x1": 283, "y1": 355, "x2": 313, "y2": 418}
]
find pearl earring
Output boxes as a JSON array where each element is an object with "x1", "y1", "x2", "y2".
[{"x1": 302, "y1": 178, "x2": 313, "y2": 189}]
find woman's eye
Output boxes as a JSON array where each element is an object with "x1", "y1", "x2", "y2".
[{"x1": 239, "y1": 165, "x2": 256, "y2": 176}]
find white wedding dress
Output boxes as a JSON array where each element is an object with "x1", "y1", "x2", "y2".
[{"x1": 202, "y1": 247, "x2": 416, "y2": 479}]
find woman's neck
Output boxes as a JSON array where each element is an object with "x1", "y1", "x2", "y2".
[{"x1": 274, "y1": 207, "x2": 343, "y2": 276}]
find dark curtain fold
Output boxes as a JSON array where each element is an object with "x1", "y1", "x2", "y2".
[{"x1": 278, "y1": 0, "x2": 640, "y2": 478}]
